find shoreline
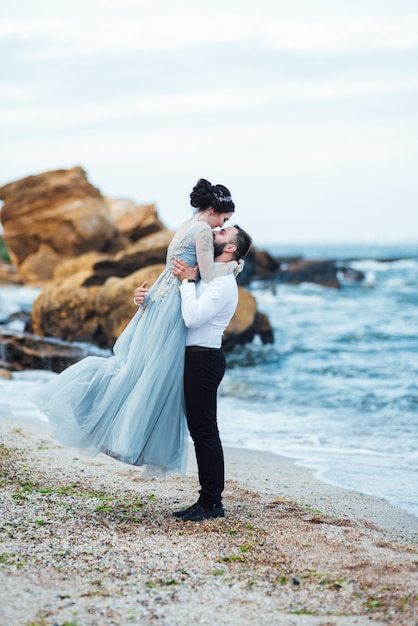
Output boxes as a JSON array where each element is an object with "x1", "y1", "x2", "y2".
[
  {"x1": 222, "y1": 446, "x2": 418, "y2": 541},
  {"x1": 4, "y1": 416, "x2": 417, "y2": 537},
  {"x1": 1, "y1": 417, "x2": 417, "y2": 625}
]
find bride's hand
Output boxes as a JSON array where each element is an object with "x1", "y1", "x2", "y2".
[
  {"x1": 233, "y1": 259, "x2": 245, "y2": 277},
  {"x1": 133, "y1": 282, "x2": 148, "y2": 305}
]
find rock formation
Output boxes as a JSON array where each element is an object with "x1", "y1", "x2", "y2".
[
  {"x1": 0, "y1": 167, "x2": 128, "y2": 283},
  {"x1": 0, "y1": 329, "x2": 110, "y2": 373},
  {"x1": 277, "y1": 259, "x2": 341, "y2": 288},
  {"x1": 106, "y1": 198, "x2": 165, "y2": 241},
  {"x1": 30, "y1": 263, "x2": 266, "y2": 353},
  {"x1": 0, "y1": 166, "x2": 274, "y2": 367}
]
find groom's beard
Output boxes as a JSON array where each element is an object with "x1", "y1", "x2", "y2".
[{"x1": 213, "y1": 241, "x2": 227, "y2": 257}]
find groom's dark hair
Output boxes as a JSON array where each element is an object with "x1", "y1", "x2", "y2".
[{"x1": 231, "y1": 225, "x2": 252, "y2": 260}]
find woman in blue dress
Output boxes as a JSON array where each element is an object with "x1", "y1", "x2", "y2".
[{"x1": 32, "y1": 179, "x2": 239, "y2": 475}]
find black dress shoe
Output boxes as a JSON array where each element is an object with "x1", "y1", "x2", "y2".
[
  {"x1": 172, "y1": 503, "x2": 200, "y2": 518},
  {"x1": 181, "y1": 505, "x2": 225, "y2": 522}
]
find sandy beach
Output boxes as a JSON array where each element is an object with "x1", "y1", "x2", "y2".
[{"x1": 0, "y1": 417, "x2": 417, "y2": 626}]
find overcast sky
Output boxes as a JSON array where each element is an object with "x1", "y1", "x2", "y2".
[{"x1": 1, "y1": 0, "x2": 418, "y2": 245}]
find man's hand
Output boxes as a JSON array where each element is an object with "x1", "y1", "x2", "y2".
[
  {"x1": 133, "y1": 282, "x2": 148, "y2": 306},
  {"x1": 171, "y1": 259, "x2": 198, "y2": 282}
]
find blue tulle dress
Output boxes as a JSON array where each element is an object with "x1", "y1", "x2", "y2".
[{"x1": 31, "y1": 220, "x2": 237, "y2": 475}]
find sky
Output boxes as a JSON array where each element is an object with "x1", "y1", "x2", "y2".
[{"x1": 1, "y1": 0, "x2": 418, "y2": 246}]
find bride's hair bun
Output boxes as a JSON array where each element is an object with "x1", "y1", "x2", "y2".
[{"x1": 190, "y1": 178, "x2": 235, "y2": 213}]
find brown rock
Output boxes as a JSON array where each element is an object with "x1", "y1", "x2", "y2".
[
  {"x1": 0, "y1": 167, "x2": 276, "y2": 363},
  {"x1": 50, "y1": 230, "x2": 173, "y2": 287},
  {"x1": 253, "y1": 311, "x2": 275, "y2": 344},
  {"x1": 223, "y1": 288, "x2": 273, "y2": 348},
  {"x1": 226, "y1": 288, "x2": 257, "y2": 337},
  {"x1": 104, "y1": 197, "x2": 137, "y2": 219},
  {"x1": 53, "y1": 251, "x2": 111, "y2": 284},
  {"x1": 97, "y1": 264, "x2": 165, "y2": 343},
  {"x1": 105, "y1": 229, "x2": 173, "y2": 275},
  {"x1": 243, "y1": 247, "x2": 280, "y2": 282},
  {"x1": 31, "y1": 271, "x2": 106, "y2": 346},
  {"x1": 0, "y1": 329, "x2": 108, "y2": 373},
  {"x1": 29, "y1": 264, "x2": 273, "y2": 354},
  {"x1": 18, "y1": 244, "x2": 64, "y2": 285},
  {"x1": 98, "y1": 272, "x2": 274, "y2": 348},
  {"x1": 106, "y1": 197, "x2": 165, "y2": 241},
  {"x1": 0, "y1": 166, "x2": 128, "y2": 280},
  {"x1": 279, "y1": 259, "x2": 340, "y2": 288},
  {"x1": 30, "y1": 264, "x2": 166, "y2": 348},
  {"x1": 106, "y1": 274, "x2": 272, "y2": 349}
]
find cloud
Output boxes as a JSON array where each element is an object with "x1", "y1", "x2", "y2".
[
  {"x1": 3, "y1": 2, "x2": 418, "y2": 58},
  {"x1": 1, "y1": 0, "x2": 418, "y2": 243}
]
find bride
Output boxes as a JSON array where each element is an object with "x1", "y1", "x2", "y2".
[{"x1": 31, "y1": 178, "x2": 240, "y2": 475}]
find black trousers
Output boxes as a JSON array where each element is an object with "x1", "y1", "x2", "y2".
[{"x1": 184, "y1": 347, "x2": 226, "y2": 509}]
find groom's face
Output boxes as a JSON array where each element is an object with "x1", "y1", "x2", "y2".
[{"x1": 213, "y1": 227, "x2": 237, "y2": 258}]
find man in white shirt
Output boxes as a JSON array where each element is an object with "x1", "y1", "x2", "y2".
[
  {"x1": 134, "y1": 225, "x2": 252, "y2": 522},
  {"x1": 171, "y1": 225, "x2": 252, "y2": 522}
]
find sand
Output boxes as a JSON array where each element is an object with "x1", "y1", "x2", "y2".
[{"x1": 0, "y1": 417, "x2": 417, "y2": 626}]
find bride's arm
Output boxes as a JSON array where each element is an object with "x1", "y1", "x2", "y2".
[{"x1": 194, "y1": 223, "x2": 237, "y2": 281}]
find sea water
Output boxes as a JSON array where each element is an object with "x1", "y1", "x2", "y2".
[
  {"x1": 220, "y1": 242, "x2": 418, "y2": 517},
  {"x1": 1, "y1": 243, "x2": 417, "y2": 517}
]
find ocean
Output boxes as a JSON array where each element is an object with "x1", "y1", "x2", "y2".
[{"x1": 1, "y1": 242, "x2": 417, "y2": 518}]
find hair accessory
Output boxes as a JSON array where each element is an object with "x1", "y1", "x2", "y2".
[{"x1": 213, "y1": 190, "x2": 232, "y2": 203}]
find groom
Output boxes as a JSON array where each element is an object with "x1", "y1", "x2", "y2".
[
  {"x1": 134, "y1": 225, "x2": 252, "y2": 521},
  {"x1": 171, "y1": 225, "x2": 252, "y2": 521}
]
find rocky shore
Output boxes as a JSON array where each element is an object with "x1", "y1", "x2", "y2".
[
  {"x1": 1, "y1": 417, "x2": 417, "y2": 626},
  {"x1": 0, "y1": 166, "x2": 372, "y2": 372},
  {"x1": 0, "y1": 167, "x2": 277, "y2": 371},
  {"x1": 1, "y1": 170, "x2": 417, "y2": 625}
]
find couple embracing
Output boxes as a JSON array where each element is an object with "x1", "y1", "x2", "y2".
[{"x1": 32, "y1": 178, "x2": 252, "y2": 522}]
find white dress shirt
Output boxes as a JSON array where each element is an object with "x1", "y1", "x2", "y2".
[{"x1": 179, "y1": 266, "x2": 239, "y2": 348}]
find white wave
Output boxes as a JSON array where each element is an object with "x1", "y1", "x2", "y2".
[
  {"x1": 351, "y1": 258, "x2": 418, "y2": 272},
  {"x1": 0, "y1": 285, "x2": 41, "y2": 319},
  {"x1": 337, "y1": 269, "x2": 376, "y2": 288},
  {"x1": 388, "y1": 259, "x2": 418, "y2": 270},
  {"x1": 0, "y1": 376, "x2": 50, "y2": 422},
  {"x1": 278, "y1": 291, "x2": 324, "y2": 305},
  {"x1": 10, "y1": 369, "x2": 57, "y2": 383}
]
